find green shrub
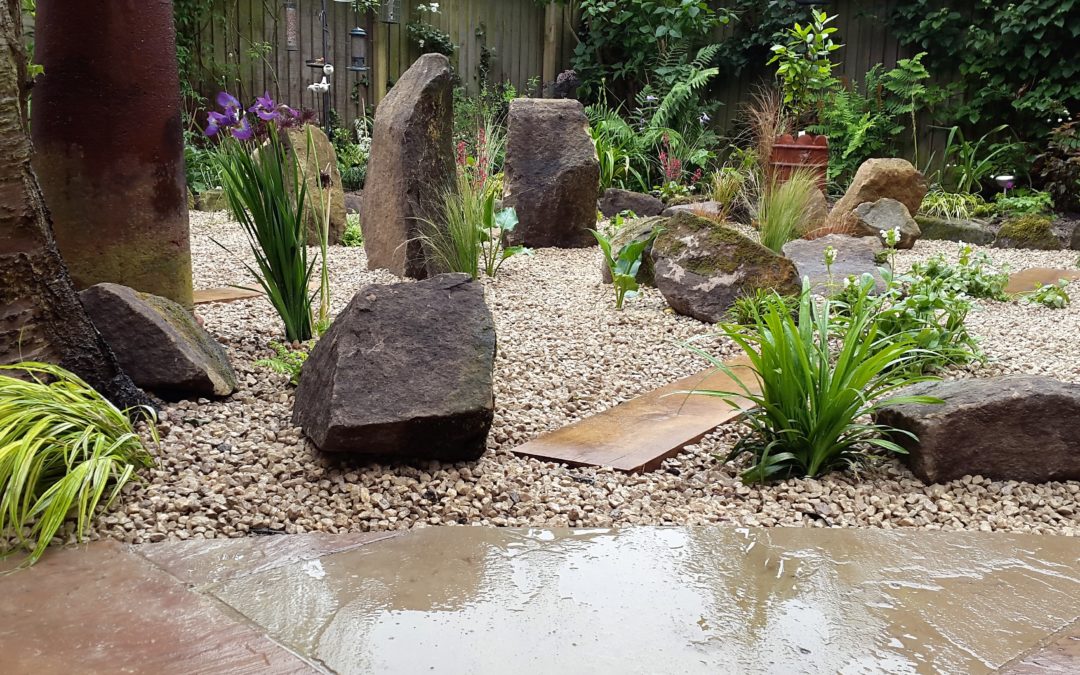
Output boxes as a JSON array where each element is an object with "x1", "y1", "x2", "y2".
[
  {"x1": 993, "y1": 189, "x2": 1053, "y2": 217},
  {"x1": 909, "y1": 245, "x2": 1009, "y2": 300},
  {"x1": 1021, "y1": 280, "x2": 1071, "y2": 309},
  {"x1": 255, "y1": 341, "x2": 309, "y2": 385},
  {"x1": 213, "y1": 102, "x2": 316, "y2": 342},
  {"x1": 866, "y1": 272, "x2": 981, "y2": 373},
  {"x1": 342, "y1": 214, "x2": 363, "y2": 247},
  {"x1": 725, "y1": 288, "x2": 798, "y2": 327},
  {"x1": 0, "y1": 362, "x2": 157, "y2": 567},
  {"x1": 422, "y1": 172, "x2": 529, "y2": 280},
  {"x1": 1035, "y1": 116, "x2": 1080, "y2": 212},
  {"x1": 691, "y1": 282, "x2": 941, "y2": 484},
  {"x1": 919, "y1": 188, "x2": 987, "y2": 220},
  {"x1": 709, "y1": 167, "x2": 745, "y2": 219}
]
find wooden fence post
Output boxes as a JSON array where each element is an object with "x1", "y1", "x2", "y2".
[{"x1": 542, "y1": 2, "x2": 561, "y2": 96}]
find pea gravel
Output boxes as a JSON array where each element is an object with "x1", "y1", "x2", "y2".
[{"x1": 92, "y1": 212, "x2": 1080, "y2": 543}]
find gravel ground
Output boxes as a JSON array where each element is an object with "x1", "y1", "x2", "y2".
[{"x1": 93, "y1": 212, "x2": 1080, "y2": 542}]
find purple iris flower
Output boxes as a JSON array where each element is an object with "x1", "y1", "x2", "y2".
[
  {"x1": 217, "y1": 91, "x2": 241, "y2": 112},
  {"x1": 205, "y1": 109, "x2": 237, "y2": 137},
  {"x1": 249, "y1": 91, "x2": 280, "y2": 121},
  {"x1": 232, "y1": 116, "x2": 254, "y2": 141}
]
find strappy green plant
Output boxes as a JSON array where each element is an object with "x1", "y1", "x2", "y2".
[
  {"x1": 0, "y1": 363, "x2": 157, "y2": 567},
  {"x1": 689, "y1": 282, "x2": 941, "y2": 484}
]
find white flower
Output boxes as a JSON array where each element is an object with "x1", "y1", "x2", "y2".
[
  {"x1": 823, "y1": 245, "x2": 837, "y2": 266},
  {"x1": 842, "y1": 276, "x2": 853, "y2": 289}
]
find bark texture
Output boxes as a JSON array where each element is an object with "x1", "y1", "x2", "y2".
[
  {"x1": 32, "y1": 0, "x2": 193, "y2": 306},
  {"x1": 0, "y1": 0, "x2": 148, "y2": 409}
]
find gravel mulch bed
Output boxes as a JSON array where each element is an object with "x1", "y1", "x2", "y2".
[{"x1": 93, "y1": 212, "x2": 1080, "y2": 542}]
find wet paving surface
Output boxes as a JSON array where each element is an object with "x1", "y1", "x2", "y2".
[{"x1": 2, "y1": 527, "x2": 1078, "y2": 674}]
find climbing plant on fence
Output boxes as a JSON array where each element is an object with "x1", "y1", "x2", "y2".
[{"x1": 888, "y1": 0, "x2": 1079, "y2": 147}]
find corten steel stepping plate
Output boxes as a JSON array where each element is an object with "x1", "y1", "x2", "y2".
[
  {"x1": 1005, "y1": 268, "x2": 1080, "y2": 295},
  {"x1": 512, "y1": 356, "x2": 757, "y2": 472},
  {"x1": 193, "y1": 281, "x2": 322, "y2": 305},
  {"x1": 192, "y1": 286, "x2": 264, "y2": 304}
]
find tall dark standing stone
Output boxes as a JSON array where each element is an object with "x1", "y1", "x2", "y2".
[
  {"x1": 503, "y1": 99, "x2": 599, "y2": 248},
  {"x1": 362, "y1": 54, "x2": 455, "y2": 279},
  {"x1": 31, "y1": 0, "x2": 193, "y2": 307}
]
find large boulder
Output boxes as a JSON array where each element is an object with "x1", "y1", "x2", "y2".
[
  {"x1": 79, "y1": 283, "x2": 236, "y2": 400},
  {"x1": 849, "y1": 198, "x2": 921, "y2": 249},
  {"x1": 652, "y1": 212, "x2": 800, "y2": 323},
  {"x1": 599, "y1": 216, "x2": 667, "y2": 286},
  {"x1": 782, "y1": 234, "x2": 888, "y2": 295},
  {"x1": 803, "y1": 187, "x2": 829, "y2": 236},
  {"x1": 599, "y1": 188, "x2": 665, "y2": 218},
  {"x1": 283, "y1": 125, "x2": 347, "y2": 245},
  {"x1": 362, "y1": 54, "x2": 455, "y2": 278},
  {"x1": 827, "y1": 158, "x2": 928, "y2": 232},
  {"x1": 503, "y1": 99, "x2": 599, "y2": 248},
  {"x1": 915, "y1": 216, "x2": 995, "y2": 245},
  {"x1": 292, "y1": 274, "x2": 495, "y2": 461},
  {"x1": 875, "y1": 376, "x2": 1080, "y2": 484}
]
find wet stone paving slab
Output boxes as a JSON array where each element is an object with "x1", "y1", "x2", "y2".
[{"x1": 1, "y1": 527, "x2": 1077, "y2": 674}]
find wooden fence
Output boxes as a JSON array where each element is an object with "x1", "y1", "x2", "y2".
[
  {"x1": 191, "y1": 0, "x2": 570, "y2": 126},
  {"x1": 190, "y1": 0, "x2": 953, "y2": 161}
]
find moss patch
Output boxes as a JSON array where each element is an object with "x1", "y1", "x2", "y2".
[
  {"x1": 656, "y1": 213, "x2": 797, "y2": 291},
  {"x1": 996, "y1": 214, "x2": 1062, "y2": 250}
]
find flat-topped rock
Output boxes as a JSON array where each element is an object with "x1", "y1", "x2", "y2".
[
  {"x1": 876, "y1": 376, "x2": 1080, "y2": 484},
  {"x1": 783, "y1": 234, "x2": 888, "y2": 295},
  {"x1": 598, "y1": 188, "x2": 665, "y2": 218},
  {"x1": 914, "y1": 216, "x2": 995, "y2": 245}
]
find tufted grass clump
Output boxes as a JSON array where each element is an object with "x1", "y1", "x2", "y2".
[
  {"x1": 691, "y1": 282, "x2": 941, "y2": 484},
  {"x1": 753, "y1": 168, "x2": 820, "y2": 253},
  {"x1": 0, "y1": 363, "x2": 157, "y2": 567}
]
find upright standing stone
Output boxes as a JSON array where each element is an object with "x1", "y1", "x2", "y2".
[
  {"x1": 362, "y1": 54, "x2": 455, "y2": 278},
  {"x1": 283, "y1": 125, "x2": 347, "y2": 245},
  {"x1": 503, "y1": 99, "x2": 599, "y2": 248},
  {"x1": 32, "y1": 0, "x2": 193, "y2": 307}
]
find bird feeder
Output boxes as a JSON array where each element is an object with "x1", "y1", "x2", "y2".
[
  {"x1": 348, "y1": 27, "x2": 369, "y2": 72},
  {"x1": 284, "y1": 2, "x2": 300, "y2": 51}
]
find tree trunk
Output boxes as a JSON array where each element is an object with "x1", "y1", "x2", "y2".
[{"x1": 0, "y1": 0, "x2": 148, "y2": 410}]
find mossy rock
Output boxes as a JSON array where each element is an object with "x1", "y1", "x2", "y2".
[
  {"x1": 195, "y1": 188, "x2": 229, "y2": 212},
  {"x1": 79, "y1": 283, "x2": 237, "y2": 399},
  {"x1": 914, "y1": 216, "x2": 996, "y2": 245},
  {"x1": 995, "y1": 214, "x2": 1063, "y2": 250},
  {"x1": 652, "y1": 212, "x2": 800, "y2": 323}
]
